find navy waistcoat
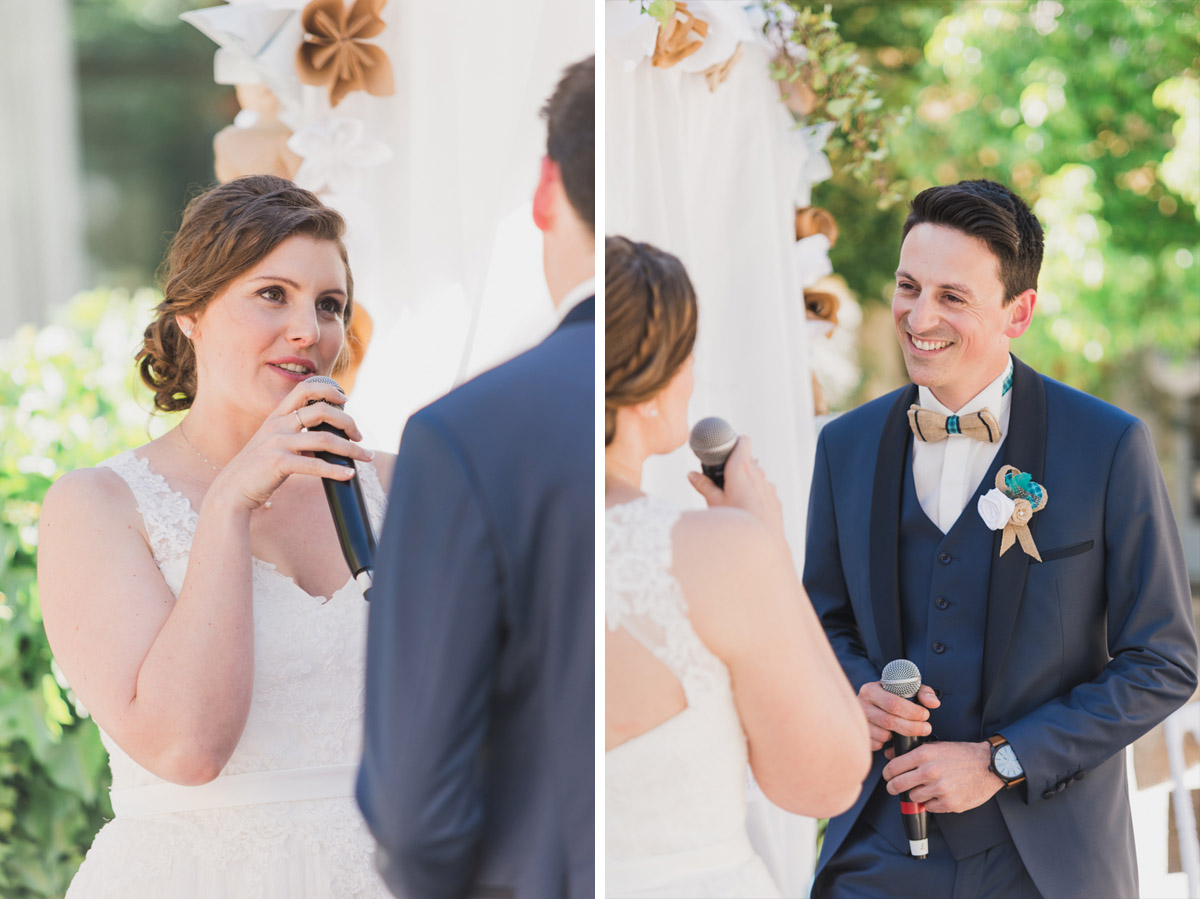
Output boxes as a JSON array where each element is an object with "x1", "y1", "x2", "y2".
[{"x1": 860, "y1": 444, "x2": 1012, "y2": 859}]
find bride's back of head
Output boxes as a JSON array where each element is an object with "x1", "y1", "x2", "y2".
[{"x1": 604, "y1": 236, "x2": 698, "y2": 447}]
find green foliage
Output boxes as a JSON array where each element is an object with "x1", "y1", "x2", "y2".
[
  {"x1": 763, "y1": 2, "x2": 909, "y2": 204},
  {"x1": 630, "y1": 0, "x2": 679, "y2": 28},
  {"x1": 821, "y1": 0, "x2": 1200, "y2": 403},
  {"x1": 73, "y1": 0, "x2": 232, "y2": 288},
  {"x1": 0, "y1": 288, "x2": 162, "y2": 897}
]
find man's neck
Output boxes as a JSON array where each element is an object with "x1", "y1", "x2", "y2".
[
  {"x1": 924, "y1": 357, "x2": 1012, "y2": 413},
  {"x1": 547, "y1": 252, "x2": 595, "y2": 308}
]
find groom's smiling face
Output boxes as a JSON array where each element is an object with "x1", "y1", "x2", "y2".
[{"x1": 892, "y1": 223, "x2": 1035, "y2": 411}]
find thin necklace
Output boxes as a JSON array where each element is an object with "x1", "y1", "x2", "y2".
[{"x1": 177, "y1": 422, "x2": 272, "y2": 509}]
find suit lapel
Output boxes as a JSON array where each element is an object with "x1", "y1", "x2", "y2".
[
  {"x1": 869, "y1": 385, "x2": 918, "y2": 665},
  {"x1": 981, "y1": 356, "x2": 1047, "y2": 716}
]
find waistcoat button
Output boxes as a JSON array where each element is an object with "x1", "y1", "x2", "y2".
[
  {"x1": 935, "y1": 596, "x2": 949, "y2": 610},
  {"x1": 932, "y1": 641, "x2": 946, "y2": 654},
  {"x1": 938, "y1": 552, "x2": 951, "y2": 564}
]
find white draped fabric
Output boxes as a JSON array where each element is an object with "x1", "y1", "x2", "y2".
[
  {"x1": 607, "y1": 2, "x2": 828, "y2": 893},
  {"x1": 189, "y1": 0, "x2": 594, "y2": 449},
  {"x1": 0, "y1": 0, "x2": 84, "y2": 336},
  {"x1": 344, "y1": 0, "x2": 595, "y2": 449}
]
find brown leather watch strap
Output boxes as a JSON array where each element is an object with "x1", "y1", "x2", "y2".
[{"x1": 987, "y1": 734, "x2": 1027, "y2": 789}]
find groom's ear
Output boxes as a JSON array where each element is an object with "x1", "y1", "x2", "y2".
[{"x1": 532, "y1": 155, "x2": 561, "y2": 232}]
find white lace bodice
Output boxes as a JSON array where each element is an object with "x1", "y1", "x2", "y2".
[
  {"x1": 605, "y1": 496, "x2": 779, "y2": 898},
  {"x1": 96, "y1": 449, "x2": 386, "y2": 784},
  {"x1": 65, "y1": 449, "x2": 391, "y2": 898}
]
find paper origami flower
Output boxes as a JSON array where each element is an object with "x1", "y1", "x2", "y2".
[
  {"x1": 288, "y1": 116, "x2": 393, "y2": 195},
  {"x1": 297, "y1": 0, "x2": 394, "y2": 108}
]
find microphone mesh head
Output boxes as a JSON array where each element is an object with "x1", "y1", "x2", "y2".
[
  {"x1": 689, "y1": 417, "x2": 738, "y2": 466},
  {"x1": 880, "y1": 658, "x2": 922, "y2": 699},
  {"x1": 303, "y1": 375, "x2": 345, "y2": 405}
]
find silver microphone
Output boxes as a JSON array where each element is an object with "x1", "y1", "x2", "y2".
[
  {"x1": 881, "y1": 658, "x2": 929, "y2": 859},
  {"x1": 880, "y1": 658, "x2": 922, "y2": 700},
  {"x1": 689, "y1": 417, "x2": 738, "y2": 489}
]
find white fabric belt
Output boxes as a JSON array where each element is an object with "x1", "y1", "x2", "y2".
[
  {"x1": 109, "y1": 764, "x2": 358, "y2": 818},
  {"x1": 606, "y1": 832, "x2": 756, "y2": 895}
]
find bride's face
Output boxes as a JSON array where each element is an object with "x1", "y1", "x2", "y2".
[
  {"x1": 180, "y1": 234, "x2": 348, "y2": 421},
  {"x1": 652, "y1": 354, "x2": 694, "y2": 454}
]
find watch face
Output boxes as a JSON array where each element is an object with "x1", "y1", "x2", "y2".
[{"x1": 995, "y1": 744, "x2": 1023, "y2": 778}]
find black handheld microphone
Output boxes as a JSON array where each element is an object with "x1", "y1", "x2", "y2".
[
  {"x1": 688, "y1": 417, "x2": 738, "y2": 489},
  {"x1": 303, "y1": 376, "x2": 376, "y2": 599},
  {"x1": 881, "y1": 658, "x2": 929, "y2": 859}
]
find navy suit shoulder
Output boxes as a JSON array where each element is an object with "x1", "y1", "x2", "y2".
[{"x1": 359, "y1": 299, "x2": 595, "y2": 899}]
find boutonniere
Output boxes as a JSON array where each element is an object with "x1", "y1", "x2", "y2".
[{"x1": 977, "y1": 465, "x2": 1048, "y2": 562}]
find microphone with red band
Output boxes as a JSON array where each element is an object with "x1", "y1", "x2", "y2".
[
  {"x1": 303, "y1": 376, "x2": 377, "y2": 600},
  {"x1": 881, "y1": 658, "x2": 929, "y2": 859}
]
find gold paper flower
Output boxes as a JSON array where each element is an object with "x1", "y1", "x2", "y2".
[
  {"x1": 652, "y1": 1, "x2": 708, "y2": 68},
  {"x1": 297, "y1": 0, "x2": 395, "y2": 108}
]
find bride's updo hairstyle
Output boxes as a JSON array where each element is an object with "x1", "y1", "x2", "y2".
[
  {"x1": 605, "y1": 236, "x2": 698, "y2": 446},
  {"x1": 137, "y1": 175, "x2": 354, "y2": 412}
]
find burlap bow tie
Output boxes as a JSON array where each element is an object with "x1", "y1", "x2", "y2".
[{"x1": 908, "y1": 405, "x2": 1001, "y2": 444}]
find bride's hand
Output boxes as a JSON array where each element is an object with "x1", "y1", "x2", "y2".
[
  {"x1": 687, "y1": 436, "x2": 786, "y2": 541},
  {"x1": 207, "y1": 379, "x2": 373, "y2": 512}
]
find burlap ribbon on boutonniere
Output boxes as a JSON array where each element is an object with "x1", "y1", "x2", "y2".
[{"x1": 977, "y1": 465, "x2": 1048, "y2": 562}]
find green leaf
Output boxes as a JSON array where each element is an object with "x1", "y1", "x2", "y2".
[{"x1": 647, "y1": 0, "x2": 676, "y2": 27}]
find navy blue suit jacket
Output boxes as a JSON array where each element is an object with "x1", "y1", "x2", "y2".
[
  {"x1": 806, "y1": 356, "x2": 1197, "y2": 898},
  {"x1": 358, "y1": 298, "x2": 595, "y2": 899}
]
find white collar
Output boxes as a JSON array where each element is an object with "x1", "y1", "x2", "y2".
[
  {"x1": 556, "y1": 278, "x2": 595, "y2": 323},
  {"x1": 918, "y1": 355, "x2": 1014, "y2": 417}
]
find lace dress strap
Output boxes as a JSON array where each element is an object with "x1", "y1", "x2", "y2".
[
  {"x1": 97, "y1": 450, "x2": 196, "y2": 567},
  {"x1": 355, "y1": 459, "x2": 388, "y2": 536},
  {"x1": 605, "y1": 496, "x2": 728, "y2": 700}
]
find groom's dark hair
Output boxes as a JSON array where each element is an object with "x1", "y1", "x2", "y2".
[
  {"x1": 542, "y1": 55, "x2": 594, "y2": 234},
  {"x1": 902, "y1": 179, "x2": 1044, "y2": 305}
]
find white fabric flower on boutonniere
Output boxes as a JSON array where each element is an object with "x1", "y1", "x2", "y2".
[
  {"x1": 977, "y1": 488, "x2": 1016, "y2": 531},
  {"x1": 977, "y1": 465, "x2": 1048, "y2": 561}
]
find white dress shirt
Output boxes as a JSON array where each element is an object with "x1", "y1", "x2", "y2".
[{"x1": 912, "y1": 356, "x2": 1014, "y2": 533}]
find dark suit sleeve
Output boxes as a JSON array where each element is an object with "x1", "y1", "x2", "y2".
[
  {"x1": 1000, "y1": 419, "x2": 1199, "y2": 802},
  {"x1": 357, "y1": 409, "x2": 502, "y2": 899},
  {"x1": 805, "y1": 428, "x2": 882, "y2": 692}
]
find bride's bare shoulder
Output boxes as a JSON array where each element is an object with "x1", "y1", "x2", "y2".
[
  {"x1": 43, "y1": 464, "x2": 138, "y2": 515},
  {"x1": 672, "y1": 506, "x2": 778, "y2": 567}
]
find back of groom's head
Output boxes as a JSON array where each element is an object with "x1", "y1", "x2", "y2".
[{"x1": 542, "y1": 56, "x2": 595, "y2": 234}]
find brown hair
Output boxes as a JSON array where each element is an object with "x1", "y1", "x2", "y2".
[
  {"x1": 542, "y1": 56, "x2": 595, "y2": 233},
  {"x1": 605, "y1": 236, "x2": 698, "y2": 445},
  {"x1": 902, "y1": 179, "x2": 1044, "y2": 305},
  {"x1": 137, "y1": 175, "x2": 354, "y2": 412}
]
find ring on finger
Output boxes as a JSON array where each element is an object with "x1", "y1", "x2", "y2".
[{"x1": 293, "y1": 408, "x2": 307, "y2": 432}]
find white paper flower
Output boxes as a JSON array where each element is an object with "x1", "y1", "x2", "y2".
[
  {"x1": 288, "y1": 117, "x2": 393, "y2": 196},
  {"x1": 794, "y1": 233, "x2": 833, "y2": 290},
  {"x1": 790, "y1": 121, "x2": 836, "y2": 207},
  {"x1": 180, "y1": 3, "x2": 304, "y2": 115},
  {"x1": 978, "y1": 488, "x2": 1016, "y2": 531}
]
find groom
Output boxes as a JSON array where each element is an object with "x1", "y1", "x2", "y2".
[
  {"x1": 357, "y1": 57, "x2": 595, "y2": 899},
  {"x1": 806, "y1": 179, "x2": 1197, "y2": 897}
]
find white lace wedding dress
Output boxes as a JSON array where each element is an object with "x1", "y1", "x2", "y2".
[
  {"x1": 65, "y1": 449, "x2": 390, "y2": 898},
  {"x1": 606, "y1": 496, "x2": 780, "y2": 898}
]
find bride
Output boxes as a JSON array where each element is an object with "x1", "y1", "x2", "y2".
[
  {"x1": 38, "y1": 175, "x2": 393, "y2": 897},
  {"x1": 605, "y1": 236, "x2": 870, "y2": 898}
]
